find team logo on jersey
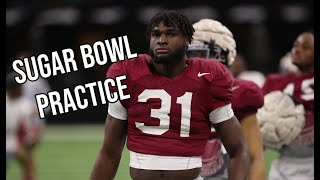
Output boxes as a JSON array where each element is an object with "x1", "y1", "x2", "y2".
[{"x1": 198, "y1": 72, "x2": 210, "y2": 77}]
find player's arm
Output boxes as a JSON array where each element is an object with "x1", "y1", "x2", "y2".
[
  {"x1": 213, "y1": 115, "x2": 250, "y2": 180},
  {"x1": 209, "y1": 59, "x2": 249, "y2": 179},
  {"x1": 241, "y1": 114, "x2": 266, "y2": 180},
  {"x1": 90, "y1": 114, "x2": 127, "y2": 180},
  {"x1": 236, "y1": 81, "x2": 266, "y2": 180},
  {"x1": 90, "y1": 60, "x2": 129, "y2": 179}
]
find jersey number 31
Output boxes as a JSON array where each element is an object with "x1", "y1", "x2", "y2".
[{"x1": 135, "y1": 89, "x2": 193, "y2": 137}]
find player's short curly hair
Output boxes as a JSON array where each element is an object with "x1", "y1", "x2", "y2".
[{"x1": 145, "y1": 10, "x2": 195, "y2": 44}]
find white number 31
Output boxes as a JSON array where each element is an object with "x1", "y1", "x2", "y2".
[{"x1": 135, "y1": 89, "x2": 193, "y2": 137}]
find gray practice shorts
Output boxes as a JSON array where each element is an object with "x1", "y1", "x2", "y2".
[{"x1": 268, "y1": 156, "x2": 314, "y2": 180}]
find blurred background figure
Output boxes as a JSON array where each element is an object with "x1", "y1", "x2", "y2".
[
  {"x1": 15, "y1": 49, "x2": 53, "y2": 128},
  {"x1": 278, "y1": 52, "x2": 299, "y2": 74},
  {"x1": 260, "y1": 31, "x2": 314, "y2": 180},
  {"x1": 6, "y1": 72, "x2": 41, "y2": 180},
  {"x1": 229, "y1": 54, "x2": 266, "y2": 87},
  {"x1": 188, "y1": 18, "x2": 266, "y2": 180}
]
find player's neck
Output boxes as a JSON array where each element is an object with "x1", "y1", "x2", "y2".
[
  {"x1": 152, "y1": 60, "x2": 187, "y2": 78},
  {"x1": 298, "y1": 65, "x2": 314, "y2": 75},
  {"x1": 7, "y1": 94, "x2": 21, "y2": 100}
]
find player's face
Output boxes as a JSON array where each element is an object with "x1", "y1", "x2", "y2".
[
  {"x1": 149, "y1": 21, "x2": 188, "y2": 64},
  {"x1": 9, "y1": 86, "x2": 23, "y2": 99},
  {"x1": 291, "y1": 32, "x2": 314, "y2": 68}
]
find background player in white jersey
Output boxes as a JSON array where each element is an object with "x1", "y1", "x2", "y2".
[
  {"x1": 6, "y1": 72, "x2": 40, "y2": 180},
  {"x1": 187, "y1": 19, "x2": 266, "y2": 180},
  {"x1": 258, "y1": 31, "x2": 314, "y2": 180},
  {"x1": 229, "y1": 54, "x2": 266, "y2": 88},
  {"x1": 15, "y1": 50, "x2": 52, "y2": 128},
  {"x1": 90, "y1": 11, "x2": 250, "y2": 180}
]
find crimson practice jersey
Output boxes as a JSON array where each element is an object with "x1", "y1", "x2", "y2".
[
  {"x1": 208, "y1": 78, "x2": 264, "y2": 138},
  {"x1": 262, "y1": 72, "x2": 314, "y2": 152},
  {"x1": 201, "y1": 78, "x2": 264, "y2": 176},
  {"x1": 232, "y1": 79, "x2": 264, "y2": 121},
  {"x1": 107, "y1": 54, "x2": 233, "y2": 157}
]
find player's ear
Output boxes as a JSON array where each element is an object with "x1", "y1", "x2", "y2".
[{"x1": 184, "y1": 37, "x2": 189, "y2": 46}]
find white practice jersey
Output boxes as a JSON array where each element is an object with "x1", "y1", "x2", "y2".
[{"x1": 6, "y1": 94, "x2": 35, "y2": 152}]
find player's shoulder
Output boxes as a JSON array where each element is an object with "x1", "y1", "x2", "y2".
[
  {"x1": 189, "y1": 57, "x2": 226, "y2": 69},
  {"x1": 234, "y1": 78, "x2": 261, "y2": 92},
  {"x1": 109, "y1": 54, "x2": 151, "y2": 69},
  {"x1": 107, "y1": 54, "x2": 151, "y2": 77},
  {"x1": 234, "y1": 78, "x2": 263, "y2": 101},
  {"x1": 187, "y1": 58, "x2": 233, "y2": 95},
  {"x1": 187, "y1": 57, "x2": 230, "y2": 77},
  {"x1": 233, "y1": 78, "x2": 264, "y2": 109},
  {"x1": 265, "y1": 73, "x2": 295, "y2": 82}
]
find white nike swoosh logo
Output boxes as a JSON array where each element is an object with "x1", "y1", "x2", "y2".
[
  {"x1": 197, "y1": 72, "x2": 210, "y2": 77},
  {"x1": 231, "y1": 85, "x2": 239, "y2": 91}
]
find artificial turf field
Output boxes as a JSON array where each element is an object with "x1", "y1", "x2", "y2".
[{"x1": 7, "y1": 124, "x2": 279, "y2": 180}]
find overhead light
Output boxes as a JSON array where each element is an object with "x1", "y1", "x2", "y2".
[
  {"x1": 6, "y1": 7, "x2": 24, "y2": 26},
  {"x1": 282, "y1": 4, "x2": 308, "y2": 23},
  {"x1": 90, "y1": 6, "x2": 126, "y2": 25},
  {"x1": 35, "y1": 7, "x2": 80, "y2": 26},
  {"x1": 181, "y1": 6, "x2": 218, "y2": 23},
  {"x1": 228, "y1": 5, "x2": 266, "y2": 24},
  {"x1": 137, "y1": 6, "x2": 164, "y2": 24}
]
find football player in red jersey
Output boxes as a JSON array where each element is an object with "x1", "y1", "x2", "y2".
[
  {"x1": 261, "y1": 31, "x2": 314, "y2": 180},
  {"x1": 187, "y1": 19, "x2": 266, "y2": 180},
  {"x1": 90, "y1": 11, "x2": 249, "y2": 180}
]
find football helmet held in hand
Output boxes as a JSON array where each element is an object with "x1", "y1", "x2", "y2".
[{"x1": 257, "y1": 91, "x2": 305, "y2": 150}]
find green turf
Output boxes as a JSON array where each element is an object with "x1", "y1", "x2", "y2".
[{"x1": 7, "y1": 124, "x2": 279, "y2": 180}]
